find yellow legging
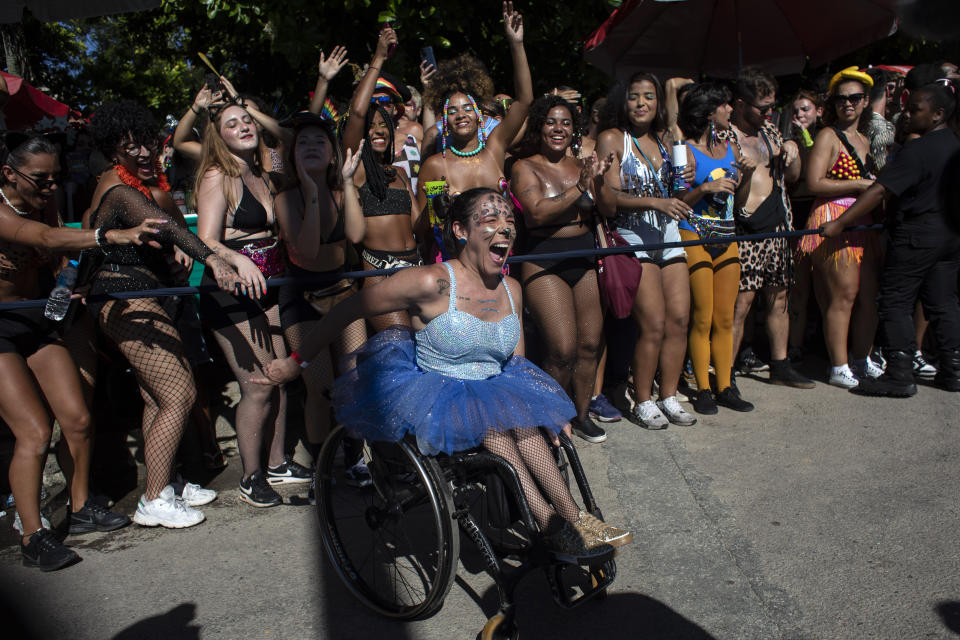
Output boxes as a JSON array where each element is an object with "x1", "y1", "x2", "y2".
[{"x1": 681, "y1": 230, "x2": 740, "y2": 392}]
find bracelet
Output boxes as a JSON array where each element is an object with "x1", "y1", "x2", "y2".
[
  {"x1": 190, "y1": 105, "x2": 202, "y2": 115},
  {"x1": 94, "y1": 227, "x2": 107, "y2": 248},
  {"x1": 290, "y1": 350, "x2": 310, "y2": 369},
  {"x1": 575, "y1": 182, "x2": 588, "y2": 194}
]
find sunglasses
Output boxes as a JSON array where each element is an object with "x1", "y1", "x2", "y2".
[
  {"x1": 371, "y1": 95, "x2": 395, "y2": 105},
  {"x1": 748, "y1": 100, "x2": 777, "y2": 115},
  {"x1": 120, "y1": 140, "x2": 159, "y2": 157},
  {"x1": 833, "y1": 93, "x2": 865, "y2": 106},
  {"x1": 11, "y1": 166, "x2": 57, "y2": 191}
]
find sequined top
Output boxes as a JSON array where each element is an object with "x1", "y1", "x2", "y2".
[
  {"x1": 415, "y1": 262, "x2": 519, "y2": 381},
  {"x1": 359, "y1": 183, "x2": 412, "y2": 218},
  {"x1": 617, "y1": 131, "x2": 673, "y2": 234}
]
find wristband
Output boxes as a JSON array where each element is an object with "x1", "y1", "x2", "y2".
[
  {"x1": 95, "y1": 227, "x2": 107, "y2": 248},
  {"x1": 191, "y1": 105, "x2": 202, "y2": 115},
  {"x1": 801, "y1": 128, "x2": 814, "y2": 148},
  {"x1": 290, "y1": 350, "x2": 310, "y2": 369},
  {"x1": 575, "y1": 182, "x2": 587, "y2": 194}
]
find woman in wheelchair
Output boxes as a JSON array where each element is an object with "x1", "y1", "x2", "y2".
[{"x1": 258, "y1": 187, "x2": 631, "y2": 560}]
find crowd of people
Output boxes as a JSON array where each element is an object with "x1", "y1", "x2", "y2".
[{"x1": 1, "y1": 4, "x2": 958, "y2": 572}]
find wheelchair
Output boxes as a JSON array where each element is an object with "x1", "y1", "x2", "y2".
[{"x1": 314, "y1": 424, "x2": 617, "y2": 639}]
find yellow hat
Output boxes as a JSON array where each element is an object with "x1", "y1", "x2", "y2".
[{"x1": 829, "y1": 66, "x2": 874, "y2": 94}]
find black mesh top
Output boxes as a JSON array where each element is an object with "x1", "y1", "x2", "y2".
[
  {"x1": 90, "y1": 185, "x2": 215, "y2": 274},
  {"x1": 358, "y1": 183, "x2": 412, "y2": 218}
]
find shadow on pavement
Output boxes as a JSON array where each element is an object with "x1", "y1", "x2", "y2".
[
  {"x1": 936, "y1": 601, "x2": 960, "y2": 636},
  {"x1": 111, "y1": 603, "x2": 201, "y2": 640}
]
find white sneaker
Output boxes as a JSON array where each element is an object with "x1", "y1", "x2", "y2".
[
  {"x1": 913, "y1": 351, "x2": 937, "y2": 379},
  {"x1": 657, "y1": 396, "x2": 697, "y2": 426},
  {"x1": 852, "y1": 358, "x2": 884, "y2": 380},
  {"x1": 133, "y1": 485, "x2": 205, "y2": 528},
  {"x1": 829, "y1": 365, "x2": 860, "y2": 389},
  {"x1": 631, "y1": 400, "x2": 668, "y2": 429},
  {"x1": 12, "y1": 511, "x2": 51, "y2": 535},
  {"x1": 181, "y1": 482, "x2": 217, "y2": 507}
]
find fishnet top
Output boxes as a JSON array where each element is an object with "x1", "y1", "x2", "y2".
[{"x1": 90, "y1": 184, "x2": 213, "y2": 275}]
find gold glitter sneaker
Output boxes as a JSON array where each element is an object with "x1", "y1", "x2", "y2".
[
  {"x1": 576, "y1": 510, "x2": 633, "y2": 548},
  {"x1": 544, "y1": 520, "x2": 613, "y2": 563}
]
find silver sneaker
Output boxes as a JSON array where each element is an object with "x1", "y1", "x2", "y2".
[
  {"x1": 632, "y1": 400, "x2": 668, "y2": 430},
  {"x1": 657, "y1": 395, "x2": 697, "y2": 426}
]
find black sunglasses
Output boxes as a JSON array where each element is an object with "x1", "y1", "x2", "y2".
[
  {"x1": 833, "y1": 93, "x2": 865, "y2": 106},
  {"x1": 748, "y1": 100, "x2": 777, "y2": 115},
  {"x1": 10, "y1": 166, "x2": 58, "y2": 190}
]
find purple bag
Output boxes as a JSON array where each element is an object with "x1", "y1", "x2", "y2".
[{"x1": 594, "y1": 218, "x2": 642, "y2": 319}]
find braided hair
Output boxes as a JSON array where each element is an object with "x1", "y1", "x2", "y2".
[{"x1": 359, "y1": 102, "x2": 397, "y2": 201}]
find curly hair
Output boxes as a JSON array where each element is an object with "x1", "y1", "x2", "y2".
[
  {"x1": 821, "y1": 78, "x2": 872, "y2": 134},
  {"x1": 423, "y1": 54, "x2": 496, "y2": 116},
  {"x1": 678, "y1": 82, "x2": 733, "y2": 141},
  {"x1": 91, "y1": 100, "x2": 158, "y2": 159},
  {"x1": 515, "y1": 95, "x2": 583, "y2": 158}
]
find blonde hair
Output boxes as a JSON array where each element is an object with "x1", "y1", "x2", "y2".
[{"x1": 192, "y1": 105, "x2": 270, "y2": 215}]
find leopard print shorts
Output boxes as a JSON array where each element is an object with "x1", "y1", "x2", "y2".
[{"x1": 737, "y1": 224, "x2": 793, "y2": 292}]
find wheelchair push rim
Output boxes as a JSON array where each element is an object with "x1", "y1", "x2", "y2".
[{"x1": 315, "y1": 425, "x2": 459, "y2": 619}]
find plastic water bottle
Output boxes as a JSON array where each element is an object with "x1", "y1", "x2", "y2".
[{"x1": 44, "y1": 259, "x2": 79, "y2": 321}]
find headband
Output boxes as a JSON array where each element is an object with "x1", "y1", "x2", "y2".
[{"x1": 829, "y1": 66, "x2": 874, "y2": 94}]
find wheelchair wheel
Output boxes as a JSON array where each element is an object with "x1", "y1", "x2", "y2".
[{"x1": 316, "y1": 425, "x2": 459, "y2": 619}]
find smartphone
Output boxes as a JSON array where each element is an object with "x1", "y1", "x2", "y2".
[
  {"x1": 420, "y1": 46, "x2": 437, "y2": 72},
  {"x1": 205, "y1": 73, "x2": 222, "y2": 96}
]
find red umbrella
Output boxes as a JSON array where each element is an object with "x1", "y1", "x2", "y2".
[
  {"x1": 1, "y1": 1, "x2": 161, "y2": 23},
  {"x1": 584, "y1": 0, "x2": 900, "y2": 80},
  {"x1": 1, "y1": 71, "x2": 70, "y2": 131}
]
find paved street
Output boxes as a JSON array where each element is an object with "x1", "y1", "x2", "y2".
[{"x1": 1, "y1": 369, "x2": 958, "y2": 640}]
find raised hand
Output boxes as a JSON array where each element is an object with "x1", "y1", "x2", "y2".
[
  {"x1": 319, "y1": 46, "x2": 349, "y2": 81},
  {"x1": 419, "y1": 60, "x2": 437, "y2": 87},
  {"x1": 218, "y1": 75, "x2": 239, "y2": 102},
  {"x1": 503, "y1": 1, "x2": 523, "y2": 44},
  {"x1": 375, "y1": 26, "x2": 398, "y2": 61},
  {"x1": 341, "y1": 140, "x2": 364, "y2": 181},
  {"x1": 193, "y1": 86, "x2": 215, "y2": 112}
]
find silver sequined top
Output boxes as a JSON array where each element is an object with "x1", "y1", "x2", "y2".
[{"x1": 415, "y1": 262, "x2": 519, "y2": 381}]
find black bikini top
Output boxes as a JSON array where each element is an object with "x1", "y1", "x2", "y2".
[
  {"x1": 358, "y1": 183, "x2": 412, "y2": 218},
  {"x1": 231, "y1": 181, "x2": 269, "y2": 229},
  {"x1": 301, "y1": 188, "x2": 346, "y2": 244}
]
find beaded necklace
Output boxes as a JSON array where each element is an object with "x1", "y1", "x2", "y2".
[
  {"x1": 0, "y1": 185, "x2": 30, "y2": 216},
  {"x1": 441, "y1": 94, "x2": 486, "y2": 158}
]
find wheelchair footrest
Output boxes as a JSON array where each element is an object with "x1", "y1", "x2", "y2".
[{"x1": 546, "y1": 557, "x2": 617, "y2": 609}]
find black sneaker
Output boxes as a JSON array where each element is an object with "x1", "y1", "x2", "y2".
[
  {"x1": 267, "y1": 457, "x2": 312, "y2": 485},
  {"x1": 239, "y1": 470, "x2": 282, "y2": 507},
  {"x1": 768, "y1": 358, "x2": 816, "y2": 389},
  {"x1": 21, "y1": 528, "x2": 81, "y2": 572},
  {"x1": 689, "y1": 389, "x2": 718, "y2": 415},
  {"x1": 571, "y1": 416, "x2": 607, "y2": 444},
  {"x1": 68, "y1": 499, "x2": 131, "y2": 534},
  {"x1": 737, "y1": 348, "x2": 769, "y2": 374},
  {"x1": 716, "y1": 387, "x2": 755, "y2": 412}
]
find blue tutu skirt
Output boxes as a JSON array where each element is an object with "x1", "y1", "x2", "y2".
[{"x1": 332, "y1": 328, "x2": 575, "y2": 455}]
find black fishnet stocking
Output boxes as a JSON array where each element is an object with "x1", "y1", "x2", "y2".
[
  {"x1": 209, "y1": 302, "x2": 287, "y2": 478},
  {"x1": 362, "y1": 274, "x2": 411, "y2": 333},
  {"x1": 483, "y1": 428, "x2": 580, "y2": 530},
  {"x1": 98, "y1": 296, "x2": 196, "y2": 500},
  {"x1": 521, "y1": 266, "x2": 604, "y2": 420}
]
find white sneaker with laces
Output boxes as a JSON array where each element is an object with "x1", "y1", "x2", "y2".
[
  {"x1": 829, "y1": 365, "x2": 860, "y2": 389},
  {"x1": 914, "y1": 351, "x2": 937, "y2": 379},
  {"x1": 657, "y1": 395, "x2": 697, "y2": 426},
  {"x1": 181, "y1": 482, "x2": 217, "y2": 507},
  {"x1": 854, "y1": 357, "x2": 884, "y2": 379},
  {"x1": 133, "y1": 485, "x2": 205, "y2": 528},
  {"x1": 632, "y1": 400, "x2": 668, "y2": 429}
]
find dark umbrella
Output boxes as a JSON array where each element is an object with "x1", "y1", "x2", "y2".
[
  {"x1": 584, "y1": 0, "x2": 899, "y2": 80},
  {"x1": 0, "y1": 0, "x2": 161, "y2": 23}
]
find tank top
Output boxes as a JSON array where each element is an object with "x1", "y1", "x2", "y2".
[
  {"x1": 679, "y1": 142, "x2": 737, "y2": 232},
  {"x1": 415, "y1": 262, "x2": 519, "y2": 381},
  {"x1": 616, "y1": 132, "x2": 672, "y2": 232}
]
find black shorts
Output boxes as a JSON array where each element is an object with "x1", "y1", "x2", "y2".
[
  {"x1": 522, "y1": 231, "x2": 596, "y2": 288},
  {"x1": 0, "y1": 306, "x2": 62, "y2": 357},
  {"x1": 278, "y1": 263, "x2": 355, "y2": 328}
]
